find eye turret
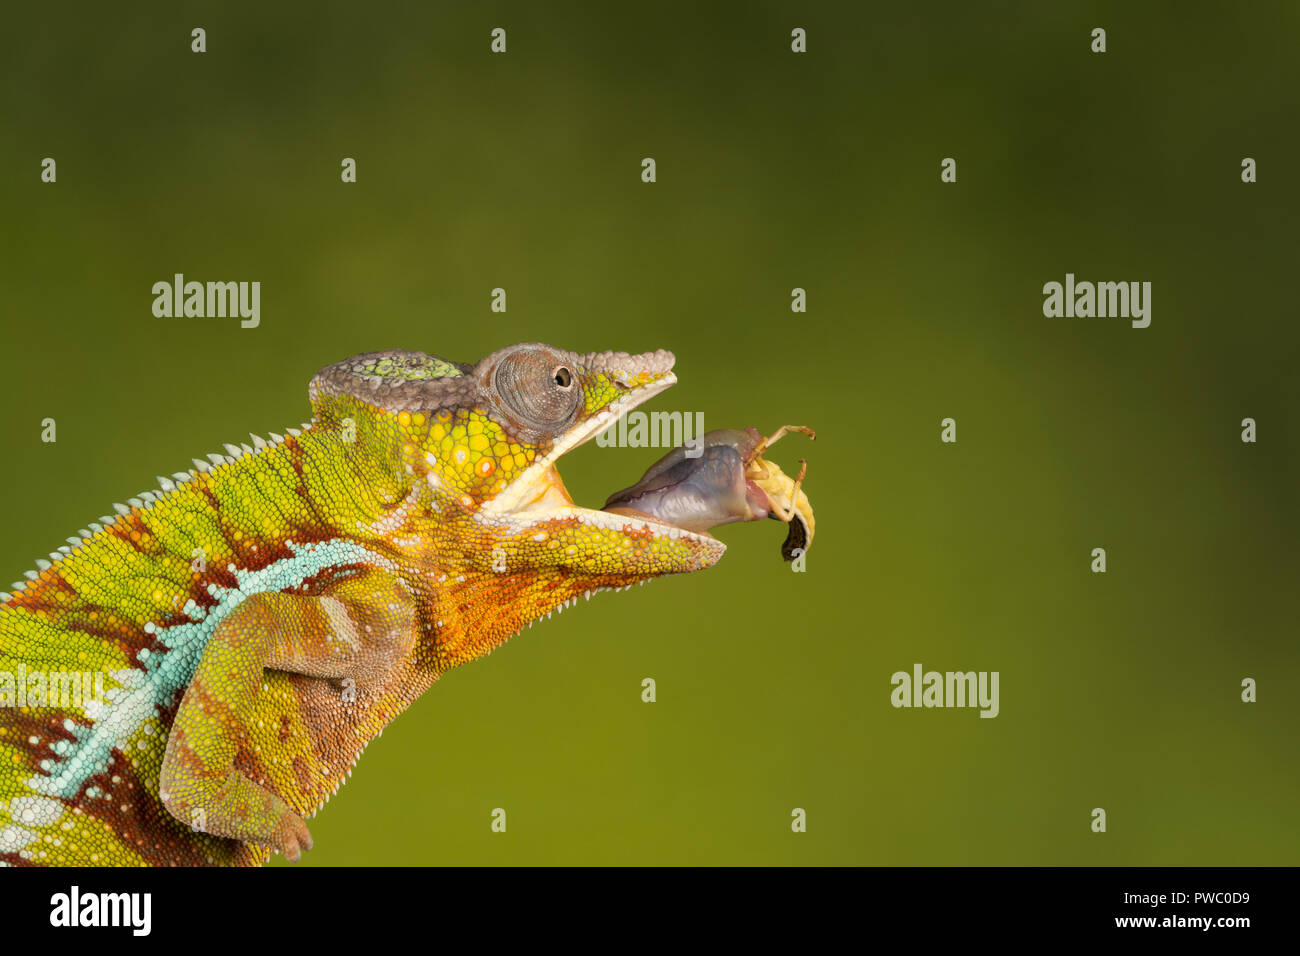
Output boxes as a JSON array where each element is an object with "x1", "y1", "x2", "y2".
[{"x1": 490, "y1": 346, "x2": 582, "y2": 437}]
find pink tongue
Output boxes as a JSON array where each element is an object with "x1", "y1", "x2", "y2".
[
  {"x1": 602, "y1": 427, "x2": 812, "y2": 562},
  {"x1": 602, "y1": 430, "x2": 771, "y2": 533}
]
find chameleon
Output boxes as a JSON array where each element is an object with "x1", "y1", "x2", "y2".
[{"x1": 0, "y1": 343, "x2": 813, "y2": 866}]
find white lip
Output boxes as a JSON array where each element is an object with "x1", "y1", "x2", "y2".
[{"x1": 478, "y1": 372, "x2": 722, "y2": 550}]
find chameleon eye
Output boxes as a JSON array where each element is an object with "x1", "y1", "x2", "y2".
[{"x1": 491, "y1": 347, "x2": 582, "y2": 435}]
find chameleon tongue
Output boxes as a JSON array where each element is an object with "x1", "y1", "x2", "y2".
[
  {"x1": 602, "y1": 427, "x2": 815, "y2": 560},
  {"x1": 603, "y1": 441, "x2": 768, "y2": 533}
]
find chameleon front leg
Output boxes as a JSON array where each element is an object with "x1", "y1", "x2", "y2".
[{"x1": 159, "y1": 566, "x2": 416, "y2": 861}]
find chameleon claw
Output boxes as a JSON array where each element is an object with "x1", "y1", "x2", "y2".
[{"x1": 270, "y1": 808, "x2": 314, "y2": 863}]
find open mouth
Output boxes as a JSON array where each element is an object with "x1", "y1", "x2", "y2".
[
  {"x1": 481, "y1": 374, "x2": 815, "y2": 561},
  {"x1": 478, "y1": 372, "x2": 720, "y2": 547}
]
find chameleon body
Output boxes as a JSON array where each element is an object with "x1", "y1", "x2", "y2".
[{"x1": 0, "y1": 344, "x2": 726, "y2": 865}]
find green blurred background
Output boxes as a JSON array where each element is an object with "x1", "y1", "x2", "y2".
[{"x1": 2, "y1": 2, "x2": 1297, "y2": 865}]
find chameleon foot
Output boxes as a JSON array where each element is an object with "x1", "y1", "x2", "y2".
[{"x1": 270, "y1": 807, "x2": 314, "y2": 863}]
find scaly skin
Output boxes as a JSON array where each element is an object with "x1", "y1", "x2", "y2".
[{"x1": 0, "y1": 344, "x2": 725, "y2": 865}]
